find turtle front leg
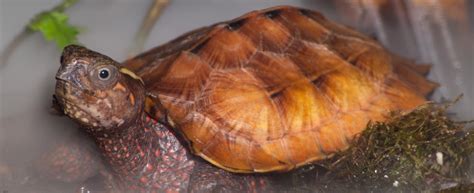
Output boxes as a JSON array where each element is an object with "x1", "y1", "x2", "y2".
[
  {"x1": 33, "y1": 132, "x2": 118, "y2": 192},
  {"x1": 188, "y1": 161, "x2": 272, "y2": 193}
]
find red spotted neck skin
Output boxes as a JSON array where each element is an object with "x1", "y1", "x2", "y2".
[{"x1": 92, "y1": 112, "x2": 195, "y2": 192}]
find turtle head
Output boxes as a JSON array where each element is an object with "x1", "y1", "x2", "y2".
[{"x1": 54, "y1": 45, "x2": 145, "y2": 133}]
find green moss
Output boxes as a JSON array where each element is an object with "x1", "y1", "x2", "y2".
[{"x1": 274, "y1": 99, "x2": 474, "y2": 192}]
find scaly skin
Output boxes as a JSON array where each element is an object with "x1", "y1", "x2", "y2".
[{"x1": 97, "y1": 113, "x2": 194, "y2": 192}]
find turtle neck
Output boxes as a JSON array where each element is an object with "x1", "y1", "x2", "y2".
[{"x1": 93, "y1": 113, "x2": 195, "y2": 192}]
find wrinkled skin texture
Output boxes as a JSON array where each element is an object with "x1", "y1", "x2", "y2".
[{"x1": 54, "y1": 45, "x2": 269, "y2": 192}]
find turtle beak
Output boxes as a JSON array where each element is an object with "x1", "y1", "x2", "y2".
[
  {"x1": 55, "y1": 62, "x2": 81, "y2": 104},
  {"x1": 56, "y1": 46, "x2": 89, "y2": 83},
  {"x1": 55, "y1": 62, "x2": 75, "y2": 82},
  {"x1": 55, "y1": 60, "x2": 88, "y2": 90}
]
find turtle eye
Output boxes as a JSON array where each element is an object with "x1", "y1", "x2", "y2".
[
  {"x1": 98, "y1": 68, "x2": 110, "y2": 80},
  {"x1": 90, "y1": 65, "x2": 117, "y2": 88}
]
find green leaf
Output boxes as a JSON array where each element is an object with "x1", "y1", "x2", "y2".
[{"x1": 28, "y1": 11, "x2": 79, "y2": 49}]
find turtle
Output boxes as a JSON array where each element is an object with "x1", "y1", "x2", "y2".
[{"x1": 53, "y1": 5, "x2": 438, "y2": 193}]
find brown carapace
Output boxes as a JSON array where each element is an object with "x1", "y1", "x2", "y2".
[{"x1": 122, "y1": 6, "x2": 437, "y2": 173}]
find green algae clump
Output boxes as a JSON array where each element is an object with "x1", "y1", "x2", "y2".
[{"x1": 317, "y1": 99, "x2": 474, "y2": 192}]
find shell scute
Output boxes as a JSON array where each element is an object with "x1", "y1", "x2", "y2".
[
  {"x1": 197, "y1": 69, "x2": 284, "y2": 141},
  {"x1": 200, "y1": 132, "x2": 252, "y2": 171},
  {"x1": 316, "y1": 67, "x2": 378, "y2": 111},
  {"x1": 286, "y1": 39, "x2": 346, "y2": 81},
  {"x1": 271, "y1": 82, "x2": 333, "y2": 134},
  {"x1": 196, "y1": 29, "x2": 257, "y2": 69},
  {"x1": 245, "y1": 51, "x2": 303, "y2": 95},
  {"x1": 238, "y1": 13, "x2": 293, "y2": 53},
  {"x1": 249, "y1": 139, "x2": 293, "y2": 171},
  {"x1": 153, "y1": 52, "x2": 211, "y2": 101},
  {"x1": 273, "y1": 8, "x2": 332, "y2": 43},
  {"x1": 326, "y1": 35, "x2": 391, "y2": 81},
  {"x1": 285, "y1": 131, "x2": 326, "y2": 166}
]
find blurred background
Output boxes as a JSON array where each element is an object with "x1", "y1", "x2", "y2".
[{"x1": 1, "y1": 0, "x2": 473, "y2": 192}]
